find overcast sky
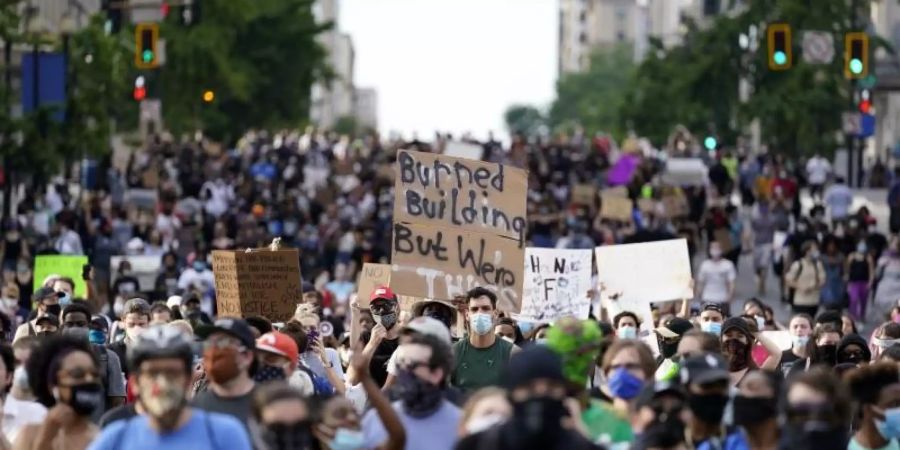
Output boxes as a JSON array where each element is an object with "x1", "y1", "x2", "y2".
[{"x1": 341, "y1": 0, "x2": 557, "y2": 141}]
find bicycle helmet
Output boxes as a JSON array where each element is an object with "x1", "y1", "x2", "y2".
[{"x1": 127, "y1": 325, "x2": 194, "y2": 373}]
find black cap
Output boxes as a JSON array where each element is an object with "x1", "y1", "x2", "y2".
[
  {"x1": 302, "y1": 282, "x2": 316, "y2": 294},
  {"x1": 679, "y1": 353, "x2": 729, "y2": 385},
  {"x1": 701, "y1": 302, "x2": 724, "y2": 315},
  {"x1": 502, "y1": 345, "x2": 566, "y2": 389},
  {"x1": 35, "y1": 313, "x2": 59, "y2": 327},
  {"x1": 656, "y1": 317, "x2": 694, "y2": 338},
  {"x1": 90, "y1": 315, "x2": 109, "y2": 331},
  {"x1": 33, "y1": 287, "x2": 63, "y2": 302},
  {"x1": 196, "y1": 317, "x2": 256, "y2": 349},
  {"x1": 721, "y1": 316, "x2": 753, "y2": 339},
  {"x1": 634, "y1": 380, "x2": 686, "y2": 410}
]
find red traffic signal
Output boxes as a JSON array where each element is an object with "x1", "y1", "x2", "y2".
[{"x1": 133, "y1": 86, "x2": 146, "y2": 101}]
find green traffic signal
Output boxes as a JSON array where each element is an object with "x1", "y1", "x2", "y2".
[
  {"x1": 142, "y1": 49, "x2": 154, "y2": 63},
  {"x1": 850, "y1": 58, "x2": 864, "y2": 74},
  {"x1": 704, "y1": 137, "x2": 717, "y2": 151},
  {"x1": 773, "y1": 51, "x2": 787, "y2": 65}
]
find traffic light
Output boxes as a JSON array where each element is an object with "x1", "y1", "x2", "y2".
[
  {"x1": 101, "y1": 0, "x2": 121, "y2": 34},
  {"x1": 181, "y1": 0, "x2": 201, "y2": 26},
  {"x1": 845, "y1": 32, "x2": 869, "y2": 79},
  {"x1": 859, "y1": 89, "x2": 872, "y2": 114},
  {"x1": 704, "y1": 136, "x2": 718, "y2": 151},
  {"x1": 135, "y1": 23, "x2": 159, "y2": 69},
  {"x1": 202, "y1": 90, "x2": 215, "y2": 103},
  {"x1": 767, "y1": 23, "x2": 792, "y2": 71},
  {"x1": 133, "y1": 76, "x2": 147, "y2": 101}
]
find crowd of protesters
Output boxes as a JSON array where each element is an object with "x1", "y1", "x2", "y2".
[{"x1": 0, "y1": 128, "x2": 893, "y2": 449}]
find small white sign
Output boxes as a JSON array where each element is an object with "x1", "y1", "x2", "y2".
[{"x1": 802, "y1": 31, "x2": 835, "y2": 65}]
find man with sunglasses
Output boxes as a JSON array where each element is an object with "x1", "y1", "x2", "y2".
[
  {"x1": 192, "y1": 318, "x2": 258, "y2": 424},
  {"x1": 349, "y1": 286, "x2": 401, "y2": 388}
]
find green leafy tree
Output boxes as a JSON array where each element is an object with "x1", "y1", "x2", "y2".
[
  {"x1": 504, "y1": 104, "x2": 545, "y2": 136},
  {"x1": 550, "y1": 44, "x2": 634, "y2": 137}
]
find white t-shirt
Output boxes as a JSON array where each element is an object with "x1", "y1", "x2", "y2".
[
  {"x1": 806, "y1": 157, "x2": 831, "y2": 185},
  {"x1": 698, "y1": 258, "x2": 737, "y2": 303},
  {"x1": 3, "y1": 395, "x2": 46, "y2": 443}
]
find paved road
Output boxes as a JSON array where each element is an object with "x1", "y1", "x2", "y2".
[{"x1": 727, "y1": 189, "x2": 889, "y2": 333}]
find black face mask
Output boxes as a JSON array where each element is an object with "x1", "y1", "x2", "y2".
[
  {"x1": 816, "y1": 344, "x2": 838, "y2": 366},
  {"x1": 723, "y1": 339, "x2": 750, "y2": 372},
  {"x1": 733, "y1": 395, "x2": 777, "y2": 426},
  {"x1": 510, "y1": 396, "x2": 568, "y2": 447},
  {"x1": 395, "y1": 370, "x2": 443, "y2": 418},
  {"x1": 659, "y1": 338, "x2": 680, "y2": 359},
  {"x1": 44, "y1": 303, "x2": 61, "y2": 317},
  {"x1": 641, "y1": 407, "x2": 686, "y2": 448},
  {"x1": 688, "y1": 393, "x2": 729, "y2": 425},
  {"x1": 262, "y1": 421, "x2": 314, "y2": 450},
  {"x1": 60, "y1": 382, "x2": 103, "y2": 416},
  {"x1": 780, "y1": 422, "x2": 849, "y2": 450}
]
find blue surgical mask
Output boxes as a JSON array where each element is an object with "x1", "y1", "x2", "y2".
[
  {"x1": 701, "y1": 321, "x2": 722, "y2": 336},
  {"x1": 876, "y1": 407, "x2": 900, "y2": 440},
  {"x1": 59, "y1": 293, "x2": 72, "y2": 307},
  {"x1": 858, "y1": 243, "x2": 868, "y2": 254},
  {"x1": 792, "y1": 335, "x2": 809, "y2": 348},
  {"x1": 329, "y1": 428, "x2": 366, "y2": 450},
  {"x1": 607, "y1": 367, "x2": 644, "y2": 400},
  {"x1": 470, "y1": 313, "x2": 493, "y2": 336},
  {"x1": 517, "y1": 320, "x2": 535, "y2": 336},
  {"x1": 193, "y1": 261, "x2": 206, "y2": 272},
  {"x1": 88, "y1": 329, "x2": 106, "y2": 345},
  {"x1": 617, "y1": 326, "x2": 637, "y2": 340}
]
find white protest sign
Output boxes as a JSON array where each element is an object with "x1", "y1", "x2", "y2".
[
  {"x1": 762, "y1": 330, "x2": 793, "y2": 351},
  {"x1": 595, "y1": 239, "x2": 692, "y2": 306},
  {"x1": 443, "y1": 141, "x2": 484, "y2": 160},
  {"x1": 517, "y1": 248, "x2": 592, "y2": 322}
]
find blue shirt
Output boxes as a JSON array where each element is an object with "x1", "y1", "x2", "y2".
[
  {"x1": 362, "y1": 400, "x2": 460, "y2": 450},
  {"x1": 87, "y1": 409, "x2": 252, "y2": 450},
  {"x1": 695, "y1": 428, "x2": 750, "y2": 450}
]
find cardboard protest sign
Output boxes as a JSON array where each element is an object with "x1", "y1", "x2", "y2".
[
  {"x1": 211, "y1": 249, "x2": 301, "y2": 322},
  {"x1": 518, "y1": 248, "x2": 593, "y2": 322},
  {"x1": 662, "y1": 195, "x2": 688, "y2": 218},
  {"x1": 33, "y1": 255, "x2": 88, "y2": 298},
  {"x1": 443, "y1": 141, "x2": 484, "y2": 160},
  {"x1": 110, "y1": 255, "x2": 162, "y2": 292},
  {"x1": 391, "y1": 150, "x2": 527, "y2": 313},
  {"x1": 595, "y1": 239, "x2": 692, "y2": 306},
  {"x1": 638, "y1": 198, "x2": 656, "y2": 214},
  {"x1": 356, "y1": 263, "x2": 393, "y2": 309},
  {"x1": 570, "y1": 185, "x2": 596, "y2": 206},
  {"x1": 600, "y1": 194, "x2": 633, "y2": 221},
  {"x1": 605, "y1": 186, "x2": 629, "y2": 198}
]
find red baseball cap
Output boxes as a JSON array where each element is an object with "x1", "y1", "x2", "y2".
[
  {"x1": 370, "y1": 285, "x2": 396, "y2": 303},
  {"x1": 256, "y1": 331, "x2": 299, "y2": 366}
]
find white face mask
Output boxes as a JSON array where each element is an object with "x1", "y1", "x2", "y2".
[
  {"x1": 465, "y1": 414, "x2": 507, "y2": 435},
  {"x1": 754, "y1": 315, "x2": 766, "y2": 330}
]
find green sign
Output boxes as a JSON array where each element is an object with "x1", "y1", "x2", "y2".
[{"x1": 33, "y1": 255, "x2": 88, "y2": 298}]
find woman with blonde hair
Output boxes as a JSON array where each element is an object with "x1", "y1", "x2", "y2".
[{"x1": 457, "y1": 387, "x2": 511, "y2": 437}]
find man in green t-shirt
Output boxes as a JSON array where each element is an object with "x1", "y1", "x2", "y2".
[{"x1": 450, "y1": 287, "x2": 519, "y2": 392}]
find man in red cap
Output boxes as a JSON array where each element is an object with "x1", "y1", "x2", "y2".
[
  {"x1": 348, "y1": 286, "x2": 401, "y2": 388},
  {"x1": 255, "y1": 331, "x2": 300, "y2": 382}
]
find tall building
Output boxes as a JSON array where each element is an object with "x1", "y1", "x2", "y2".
[
  {"x1": 310, "y1": 0, "x2": 359, "y2": 130},
  {"x1": 558, "y1": 0, "x2": 737, "y2": 76},
  {"x1": 354, "y1": 87, "x2": 377, "y2": 131}
]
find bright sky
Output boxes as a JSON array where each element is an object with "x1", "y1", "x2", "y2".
[{"x1": 341, "y1": 0, "x2": 557, "y2": 141}]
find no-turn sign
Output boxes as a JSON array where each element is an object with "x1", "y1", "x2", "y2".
[{"x1": 803, "y1": 31, "x2": 835, "y2": 64}]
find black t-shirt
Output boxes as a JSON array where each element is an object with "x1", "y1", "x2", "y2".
[
  {"x1": 369, "y1": 337, "x2": 399, "y2": 388},
  {"x1": 778, "y1": 349, "x2": 801, "y2": 377}
]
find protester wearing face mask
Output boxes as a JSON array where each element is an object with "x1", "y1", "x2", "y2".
[
  {"x1": 347, "y1": 287, "x2": 401, "y2": 389},
  {"x1": 787, "y1": 324, "x2": 843, "y2": 376},
  {"x1": 456, "y1": 345, "x2": 603, "y2": 450},
  {"x1": 0, "y1": 342, "x2": 44, "y2": 445},
  {"x1": 733, "y1": 370, "x2": 780, "y2": 450},
  {"x1": 654, "y1": 317, "x2": 694, "y2": 381},
  {"x1": 871, "y1": 323, "x2": 900, "y2": 360},
  {"x1": 845, "y1": 363, "x2": 900, "y2": 450},
  {"x1": 292, "y1": 306, "x2": 346, "y2": 393},
  {"x1": 451, "y1": 287, "x2": 519, "y2": 393},
  {"x1": 585, "y1": 340, "x2": 655, "y2": 448},
  {"x1": 781, "y1": 366, "x2": 851, "y2": 450},
  {"x1": 32, "y1": 314, "x2": 59, "y2": 337},
  {"x1": 13, "y1": 288, "x2": 63, "y2": 343},
  {"x1": 61, "y1": 303, "x2": 126, "y2": 419},
  {"x1": 50, "y1": 277, "x2": 75, "y2": 308},
  {"x1": 720, "y1": 317, "x2": 781, "y2": 387},
  {"x1": 88, "y1": 326, "x2": 252, "y2": 450},
  {"x1": 493, "y1": 318, "x2": 523, "y2": 346},
  {"x1": 15, "y1": 334, "x2": 102, "y2": 450},
  {"x1": 777, "y1": 314, "x2": 813, "y2": 376},
  {"x1": 630, "y1": 381, "x2": 691, "y2": 450},
  {"x1": 193, "y1": 318, "x2": 258, "y2": 425},
  {"x1": 846, "y1": 241, "x2": 875, "y2": 322},
  {"x1": 0, "y1": 284, "x2": 21, "y2": 326},
  {"x1": 362, "y1": 334, "x2": 458, "y2": 450},
  {"x1": 696, "y1": 242, "x2": 737, "y2": 316},
  {"x1": 530, "y1": 324, "x2": 550, "y2": 344},
  {"x1": 875, "y1": 239, "x2": 900, "y2": 319},
  {"x1": 254, "y1": 331, "x2": 300, "y2": 384},
  {"x1": 107, "y1": 298, "x2": 151, "y2": 379},
  {"x1": 697, "y1": 303, "x2": 725, "y2": 336},
  {"x1": 413, "y1": 301, "x2": 457, "y2": 337},
  {"x1": 680, "y1": 353, "x2": 750, "y2": 450},
  {"x1": 838, "y1": 333, "x2": 872, "y2": 367},
  {"x1": 457, "y1": 387, "x2": 511, "y2": 438},
  {"x1": 613, "y1": 311, "x2": 641, "y2": 340},
  {"x1": 787, "y1": 241, "x2": 826, "y2": 318},
  {"x1": 251, "y1": 383, "x2": 316, "y2": 450}
]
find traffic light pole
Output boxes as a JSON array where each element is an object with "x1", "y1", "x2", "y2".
[{"x1": 848, "y1": 0, "x2": 859, "y2": 188}]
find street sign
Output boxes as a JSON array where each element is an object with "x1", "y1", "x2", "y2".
[
  {"x1": 802, "y1": 31, "x2": 835, "y2": 64},
  {"x1": 861, "y1": 113, "x2": 876, "y2": 138},
  {"x1": 842, "y1": 111, "x2": 862, "y2": 135}
]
